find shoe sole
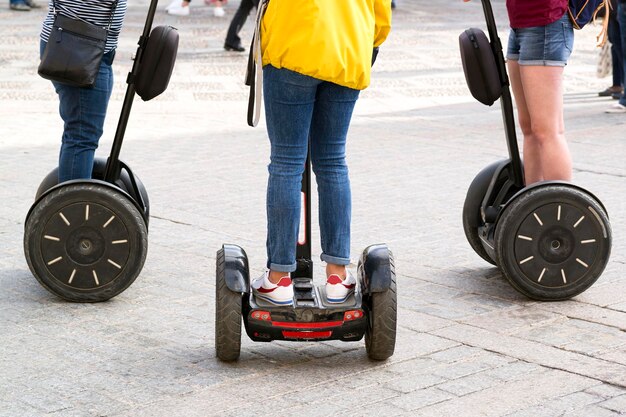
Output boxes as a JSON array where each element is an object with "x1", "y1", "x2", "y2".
[
  {"x1": 326, "y1": 290, "x2": 355, "y2": 304},
  {"x1": 254, "y1": 292, "x2": 294, "y2": 306}
]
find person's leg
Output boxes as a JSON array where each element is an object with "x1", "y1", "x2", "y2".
[
  {"x1": 618, "y1": 3, "x2": 626, "y2": 107},
  {"x1": 224, "y1": 0, "x2": 255, "y2": 49},
  {"x1": 608, "y1": 11, "x2": 623, "y2": 90},
  {"x1": 309, "y1": 82, "x2": 359, "y2": 279},
  {"x1": 517, "y1": 65, "x2": 571, "y2": 183},
  {"x1": 509, "y1": 14, "x2": 573, "y2": 183},
  {"x1": 507, "y1": 60, "x2": 540, "y2": 184},
  {"x1": 9, "y1": 0, "x2": 30, "y2": 10},
  {"x1": 263, "y1": 65, "x2": 320, "y2": 283},
  {"x1": 53, "y1": 51, "x2": 114, "y2": 182}
]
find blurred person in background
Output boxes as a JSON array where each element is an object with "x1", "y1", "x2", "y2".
[
  {"x1": 224, "y1": 0, "x2": 259, "y2": 52},
  {"x1": 606, "y1": 0, "x2": 626, "y2": 112},
  {"x1": 10, "y1": 0, "x2": 39, "y2": 11},
  {"x1": 599, "y1": 0, "x2": 623, "y2": 100}
]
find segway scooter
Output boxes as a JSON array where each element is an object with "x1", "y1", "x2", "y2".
[
  {"x1": 215, "y1": 153, "x2": 397, "y2": 361},
  {"x1": 23, "y1": 0, "x2": 179, "y2": 302},
  {"x1": 459, "y1": 0, "x2": 611, "y2": 300}
]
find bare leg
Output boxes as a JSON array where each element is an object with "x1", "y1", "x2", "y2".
[
  {"x1": 326, "y1": 264, "x2": 346, "y2": 279},
  {"x1": 510, "y1": 62, "x2": 572, "y2": 184},
  {"x1": 508, "y1": 60, "x2": 539, "y2": 184},
  {"x1": 268, "y1": 270, "x2": 288, "y2": 284}
]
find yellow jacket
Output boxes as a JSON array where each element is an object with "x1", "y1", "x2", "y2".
[{"x1": 261, "y1": 0, "x2": 392, "y2": 90}]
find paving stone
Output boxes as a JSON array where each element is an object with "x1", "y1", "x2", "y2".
[
  {"x1": 599, "y1": 394, "x2": 626, "y2": 414},
  {"x1": 436, "y1": 371, "x2": 502, "y2": 396},
  {"x1": 432, "y1": 324, "x2": 626, "y2": 387},
  {"x1": 563, "y1": 404, "x2": 626, "y2": 417},
  {"x1": 585, "y1": 384, "x2": 626, "y2": 399},
  {"x1": 415, "y1": 370, "x2": 597, "y2": 417},
  {"x1": 393, "y1": 386, "x2": 453, "y2": 412}
]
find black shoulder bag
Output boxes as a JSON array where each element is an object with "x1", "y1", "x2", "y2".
[{"x1": 38, "y1": 0, "x2": 118, "y2": 88}]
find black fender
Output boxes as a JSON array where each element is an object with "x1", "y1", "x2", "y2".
[
  {"x1": 24, "y1": 179, "x2": 145, "y2": 227},
  {"x1": 33, "y1": 157, "x2": 150, "y2": 224},
  {"x1": 465, "y1": 159, "x2": 509, "y2": 228},
  {"x1": 222, "y1": 244, "x2": 250, "y2": 293},
  {"x1": 497, "y1": 180, "x2": 609, "y2": 225},
  {"x1": 358, "y1": 244, "x2": 393, "y2": 294}
]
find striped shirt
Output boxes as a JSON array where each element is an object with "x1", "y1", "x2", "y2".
[{"x1": 41, "y1": 0, "x2": 127, "y2": 53}]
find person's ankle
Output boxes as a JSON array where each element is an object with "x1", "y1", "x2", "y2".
[
  {"x1": 326, "y1": 264, "x2": 346, "y2": 280},
  {"x1": 268, "y1": 270, "x2": 288, "y2": 284}
]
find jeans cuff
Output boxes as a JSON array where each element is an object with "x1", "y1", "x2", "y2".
[
  {"x1": 320, "y1": 253, "x2": 350, "y2": 266},
  {"x1": 268, "y1": 261, "x2": 297, "y2": 273}
]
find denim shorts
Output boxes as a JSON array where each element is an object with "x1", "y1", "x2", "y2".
[{"x1": 507, "y1": 13, "x2": 574, "y2": 67}]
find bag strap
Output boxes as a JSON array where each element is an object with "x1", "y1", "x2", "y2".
[
  {"x1": 51, "y1": 0, "x2": 119, "y2": 30},
  {"x1": 595, "y1": 0, "x2": 610, "y2": 47},
  {"x1": 245, "y1": 0, "x2": 270, "y2": 127}
]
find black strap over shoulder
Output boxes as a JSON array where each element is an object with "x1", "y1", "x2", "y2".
[{"x1": 52, "y1": 0, "x2": 119, "y2": 30}]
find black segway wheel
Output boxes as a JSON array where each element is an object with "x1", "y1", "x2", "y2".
[
  {"x1": 215, "y1": 247, "x2": 242, "y2": 361},
  {"x1": 495, "y1": 184, "x2": 611, "y2": 300},
  {"x1": 24, "y1": 183, "x2": 148, "y2": 302},
  {"x1": 462, "y1": 161, "x2": 504, "y2": 265},
  {"x1": 364, "y1": 250, "x2": 397, "y2": 361}
]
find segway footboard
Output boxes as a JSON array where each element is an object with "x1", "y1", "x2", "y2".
[{"x1": 243, "y1": 280, "x2": 366, "y2": 343}]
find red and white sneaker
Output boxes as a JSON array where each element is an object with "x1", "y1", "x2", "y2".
[
  {"x1": 325, "y1": 272, "x2": 356, "y2": 303},
  {"x1": 252, "y1": 271, "x2": 294, "y2": 306}
]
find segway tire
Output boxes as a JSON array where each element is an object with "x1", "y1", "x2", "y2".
[
  {"x1": 215, "y1": 248, "x2": 242, "y2": 362},
  {"x1": 364, "y1": 250, "x2": 397, "y2": 361},
  {"x1": 24, "y1": 183, "x2": 148, "y2": 302},
  {"x1": 462, "y1": 162, "x2": 503, "y2": 265},
  {"x1": 495, "y1": 184, "x2": 611, "y2": 300}
]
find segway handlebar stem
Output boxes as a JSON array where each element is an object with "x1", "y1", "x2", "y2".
[
  {"x1": 105, "y1": 0, "x2": 160, "y2": 183},
  {"x1": 480, "y1": 0, "x2": 525, "y2": 189},
  {"x1": 294, "y1": 149, "x2": 313, "y2": 279}
]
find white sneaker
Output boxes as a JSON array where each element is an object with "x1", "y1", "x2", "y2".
[
  {"x1": 165, "y1": 0, "x2": 182, "y2": 11},
  {"x1": 252, "y1": 271, "x2": 294, "y2": 306},
  {"x1": 213, "y1": 6, "x2": 225, "y2": 17},
  {"x1": 605, "y1": 103, "x2": 626, "y2": 114},
  {"x1": 325, "y1": 271, "x2": 356, "y2": 303},
  {"x1": 168, "y1": 4, "x2": 190, "y2": 16}
]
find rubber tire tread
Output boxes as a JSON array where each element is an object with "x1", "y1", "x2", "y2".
[
  {"x1": 495, "y1": 185, "x2": 611, "y2": 300},
  {"x1": 215, "y1": 248, "x2": 242, "y2": 362},
  {"x1": 365, "y1": 251, "x2": 397, "y2": 361},
  {"x1": 24, "y1": 183, "x2": 148, "y2": 302}
]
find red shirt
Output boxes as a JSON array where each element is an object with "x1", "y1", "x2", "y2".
[{"x1": 506, "y1": 0, "x2": 569, "y2": 28}]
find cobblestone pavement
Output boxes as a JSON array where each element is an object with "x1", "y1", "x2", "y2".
[{"x1": 1, "y1": 1, "x2": 625, "y2": 416}]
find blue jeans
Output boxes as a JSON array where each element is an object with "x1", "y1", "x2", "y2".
[
  {"x1": 40, "y1": 41, "x2": 115, "y2": 182},
  {"x1": 618, "y1": 3, "x2": 626, "y2": 106},
  {"x1": 507, "y1": 13, "x2": 574, "y2": 67},
  {"x1": 263, "y1": 66, "x2": 360, "y2": 273}
]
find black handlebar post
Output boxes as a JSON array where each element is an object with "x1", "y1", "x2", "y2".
[
  {"x1": 294, "y1": 150, "x2": 313, "y2": 279},
  {"x1": 480, "y1": 0, "x2": 525, "y2": 188},
  {"x1": 105, "y1": 0, "x2": 161, "y2": 182}
]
